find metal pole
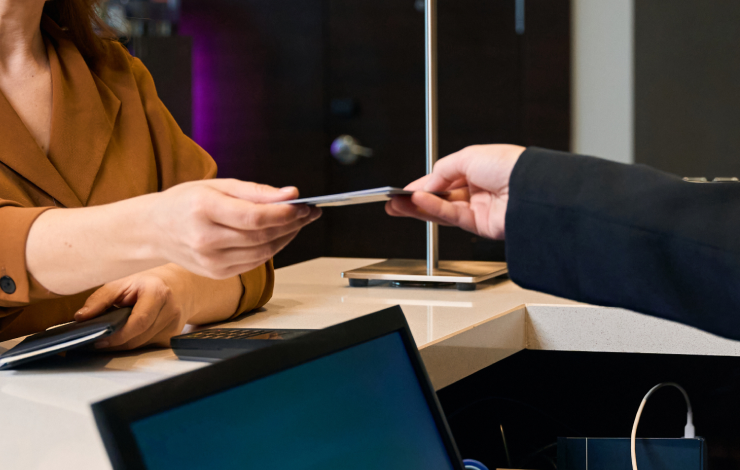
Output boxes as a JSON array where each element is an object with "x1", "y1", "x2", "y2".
[{"x1": 425, "y1": 0, "x2": 439, "y2": 275}]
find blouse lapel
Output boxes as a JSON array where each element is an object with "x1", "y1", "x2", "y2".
[
  {"x1": 0, "y1": 80, "x2": 82, "y2": 208},
  {"x1": 45, "y1": 20, "x2": 121, "y2": 206}
]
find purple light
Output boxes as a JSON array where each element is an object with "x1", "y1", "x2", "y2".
[
  {"x1": 178, "y1": 12, "x2": 218, "y2": 153},
  {"x1": 178, "y1": 4, "x2": 267, "y2": 177}
]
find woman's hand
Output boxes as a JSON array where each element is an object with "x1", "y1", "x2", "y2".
[
  {"x1": 146, "y1": 180, "x2": 321, "y2": 280},
  {"x1": 386, "y1": 144, "x2": 525, "y2": 240},
  {"x1": 27, "y1": 180, "x2": 321, "y2": 295},
  {"x1": 74, "y1": 264, "x2": 241, "y2": 350}
]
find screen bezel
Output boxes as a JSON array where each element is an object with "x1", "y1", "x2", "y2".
[{"x1": 92, "y1": 305, "x2": 465, "y2": 470}]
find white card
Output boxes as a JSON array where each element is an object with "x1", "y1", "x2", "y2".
[{"x1": 275, "y1": 186, "x2": 447, "y2": 207}]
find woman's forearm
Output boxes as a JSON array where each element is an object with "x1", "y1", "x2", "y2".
[
  {"x1": 26, "y1": 193, "x2": 166, "y2": 295},
  {"x1": 25, "y1": 180, "x2": 318, "y2": 298}
]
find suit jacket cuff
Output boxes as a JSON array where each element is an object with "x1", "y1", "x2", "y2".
[{"x1": 504, "y1": 147, "x2": 589, "y2": 299}]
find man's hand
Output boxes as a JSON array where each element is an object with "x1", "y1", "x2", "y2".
[{"x1": 386, "y1": 144, "x2": 525, "y2": 240}]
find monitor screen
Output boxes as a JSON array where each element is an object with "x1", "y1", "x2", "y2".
[{"x1": 129, "y1": 332, "x2": 456, "y2": 470}]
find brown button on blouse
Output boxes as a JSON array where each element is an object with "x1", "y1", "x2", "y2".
[{"x1": 0, "y1": 18, "x2": 273, "y2": 341}]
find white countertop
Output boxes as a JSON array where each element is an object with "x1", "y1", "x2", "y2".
[{"x1": 1, "y1": 257, "x2": 739, "y2": 470}]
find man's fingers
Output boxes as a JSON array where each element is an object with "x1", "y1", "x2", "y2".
[
  {"x1": 447, "y1": 177, "x2": 469, "y2": 190},
  {"x1": 99, "y1": 289, "x2": 167, "y2": 349},
  {"x1": 387, "y1": 186, "x2": 469, "y2": 217},
  {"x1": 444, "y1": 187, "x2": 471, "y2": 202},
  {"x1": 404, "y1": 175, "x2": 433, "y2": 191},
  {"x1": 75, "y1": 284, "x2": 123, "y2": 321},
  {"x1": 405, "y1": 175, "x2": 468, "y2": 192},
  {"x1": 423, "y1": 150, "x2": 472, "y2": 192},
  {"x1": 385, "y1": 199, "x2": 403, "y2": 217},
  {"x1": 409, "y1": 192, "x2": 479, "y2": 234},
  {"x1": 385, "y1": 196, "x2": 455, "y2": 227},
  {"x1": 427, "y1": 144, "x2": 524, "y2": 193}
]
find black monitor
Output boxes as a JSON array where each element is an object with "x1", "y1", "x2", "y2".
[{"x1": 92, "y1": 306, "x2": 464, "y2": 470}]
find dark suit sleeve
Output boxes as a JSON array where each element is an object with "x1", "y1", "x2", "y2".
[{"x1": 505, "y1": 147, "x2": 740, "y2": 340}]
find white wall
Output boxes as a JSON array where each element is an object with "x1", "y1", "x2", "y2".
[{"x1": 571, "y1": 0, "x2": 634, "y2": 164}]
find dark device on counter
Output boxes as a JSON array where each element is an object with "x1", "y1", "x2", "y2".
[
  {"x1": 558, "y1": 437, "x2": 707, "y2": 470},
  {"x1": 92, "y1": 305, "x2": 464, "y2": 470},
  {"x1": 171, "y1": 328, "x2": 314, "y2": 362},
  {"x1": 0, "y1": 307, "x2": 131, "y2": 370}
]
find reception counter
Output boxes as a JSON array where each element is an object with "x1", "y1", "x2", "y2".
[{"x1": 1, "y1": 257, "x2": 739, "y2": 469}]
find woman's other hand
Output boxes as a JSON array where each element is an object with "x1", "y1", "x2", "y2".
[
  {"x1": 74, "y1": 264, "x2": 241, "y2": 350},
  {"x1": 386, "y1": 144, "x2": 525, "y2": 240},
  {"x1": 148, "y1": 180, "x2": 321, "y2": 280}
]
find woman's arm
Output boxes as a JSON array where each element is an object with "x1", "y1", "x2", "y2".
[
  {"x1": 26, "y1": 194, "x2": 168, "y2": 296},
  {"x1": 26, "y1": 179, "x2": 320, "y2": 296}
]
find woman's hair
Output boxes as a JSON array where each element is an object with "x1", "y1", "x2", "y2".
[{"x1": 43, "y1": 0, "x2": 118, "y2": 65}]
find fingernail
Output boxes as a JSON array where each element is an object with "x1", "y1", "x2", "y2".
[
  {"x1": 94, "y1": 341, "x2": 109, "y2": 349},
  {"x1": 74, "y1": 307, "x2": 88, "y2": 320},
  {"x1": 280, "y1": 186, "x2": 297, "y2": 193}
]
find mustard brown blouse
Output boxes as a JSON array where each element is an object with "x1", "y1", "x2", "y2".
[{"x1": 0, "y1": 18, "x2": 273, "y2": 341}]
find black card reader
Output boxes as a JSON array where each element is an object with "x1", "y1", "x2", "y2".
[{"x1": 171, "y1": 328, "x2": 314, "y2": 362}]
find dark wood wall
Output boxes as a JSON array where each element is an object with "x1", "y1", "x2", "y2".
[
  {"x1": 178, "y1": 0, "x2": 571, "y2": 268},
  {"x1": 635, "y1": 1, "x2": 740, "y2": 178},
  {"x1": 133, "y1": 37, "x2": 194, "y2": 137},
  {"x1": 179, "y1": 0, "x2": 328, "y2": 265}
]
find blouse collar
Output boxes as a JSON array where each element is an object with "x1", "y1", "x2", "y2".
[{"x1": 0, "y1": 16, "x2": 121, "y2": 208}]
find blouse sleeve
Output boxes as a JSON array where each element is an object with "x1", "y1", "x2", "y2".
[
  {"x1": 131, "y1": 57, "x2": 274, "y2": 317},
  {"x1": 0, "y1": 203, "x2": 58, "y2": 309}
]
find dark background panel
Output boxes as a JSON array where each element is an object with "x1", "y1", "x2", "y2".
[
  {"x1": 520, "y1": 0, "x2": 571, "y2": 151},
  {"x1": 635, "y1": 0, "x2": 740, "y2": 178},
  {"x1": 322, "y1": 0, "x2": 427, "y2": 261},
  {"x1": 179, "y1": 0, "x2": 328, "y2": 265},
  {"x1": 133, "y1": 36, "x2": 194, "y2": 137},
  {"x1": 171, "y1": 0, "x2": 571, "y2": 268},
  {"x1": 322, "y1": 0, "x2": 572, "y2": 265}
]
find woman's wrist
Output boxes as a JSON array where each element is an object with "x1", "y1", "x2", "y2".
[
  {"x1": 154, "y1": 263, "x2": 242, "y2": 325},
  {"x1": 114, "y1": 192, "x2": 170, "y2": 265},
  {"x1": 189, "y1": 273, "x2": 242, "y2": 325}
]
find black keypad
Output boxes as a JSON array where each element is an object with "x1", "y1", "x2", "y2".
[{"x1": 185, "y1": 329, "x2": 271, "y2": 340}]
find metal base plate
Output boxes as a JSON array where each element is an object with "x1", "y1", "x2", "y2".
[{"x1": 341, "y1": 259, "x2": 508, "y2": 285}]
